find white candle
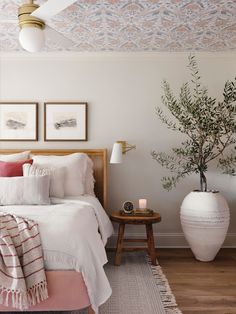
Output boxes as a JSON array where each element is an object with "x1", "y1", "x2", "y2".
[{"x1": 139, "y1": 199, "x2": 147, "y2": 209}]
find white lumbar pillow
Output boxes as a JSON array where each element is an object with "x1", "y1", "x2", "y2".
[
  {"x1": 23, "y1": 163, "x2": 65, "y2": 199},
  {"x1": 32, "y1": 153, "x2": 89, "y2": 197},
  {"x1": 0, "y1": 176, "x2": 50, "y2": 205},
  {"x1": 0, "y1": 151, "x2": 30, "y2": 162}
]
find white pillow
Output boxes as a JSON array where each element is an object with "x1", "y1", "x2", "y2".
[
  {"x1": 84, "y1": 156, "x2": 95, "y2": 196},
  {"x1": 0, "y1": 151, "x2": 30, "y2": 162},
  {"x1": 23, "y1": 163, "x2": 65, "y2": 198},
  {"x1": 0, "y1": 176, "x2": 50, "y2": 205},
  {"x1": 32, "y1": 153, "x2": 89, "y2": 197}
]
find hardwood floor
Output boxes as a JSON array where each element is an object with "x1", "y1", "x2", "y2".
[{"x1": 157, "y1": 248, "x2": 236, "y2": 314}]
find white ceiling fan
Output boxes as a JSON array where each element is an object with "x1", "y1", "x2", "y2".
[{"x1": 18, "y1": 0, "x2": 78, "y2": 52}]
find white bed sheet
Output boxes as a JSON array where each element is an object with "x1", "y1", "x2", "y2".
[
  {"x1": 51, "y1": 195, "x2": 113, "y2": 246},
  {"x1": 0, "y1": 195, "x2": 114, "y2": 312}
]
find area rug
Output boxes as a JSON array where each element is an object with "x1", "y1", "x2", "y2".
[
  {"x1": 9, "y1": 252, "x2": 181, "y2": 314},
  {"x1": 100, "y1": 252, "x2": 182, "y2": 314}
]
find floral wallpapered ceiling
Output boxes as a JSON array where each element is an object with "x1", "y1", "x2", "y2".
[{"x1": 0, "y1": 0, "x2": 235, "y2": 52}]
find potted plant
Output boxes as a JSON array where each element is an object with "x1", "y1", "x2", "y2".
[{"x1": 152, "y1": 55, "x2": 236, "y2": 261}]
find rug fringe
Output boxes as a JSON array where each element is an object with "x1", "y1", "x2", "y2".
[{"x1": 146, "y1": 256, "x2": 183, "y2": 314}]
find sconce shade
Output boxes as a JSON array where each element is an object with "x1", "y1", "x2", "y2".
[{"x1": 110, "y1": 142, "x2": 123, "y2": 164}]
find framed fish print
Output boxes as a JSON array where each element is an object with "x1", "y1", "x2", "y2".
[
  {"x1": 44, "y1": 102, "x2": 88, "y2": 141},
  {"x1": 0, "y1": 102, "x2": 38, "y2": 141}
]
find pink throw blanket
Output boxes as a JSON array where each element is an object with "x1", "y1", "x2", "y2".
[{"x1": 0, "y1": 212, "x2": 48, "y2": 310}]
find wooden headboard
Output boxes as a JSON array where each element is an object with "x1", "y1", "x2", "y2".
[{"x1": 0, "y1": 149, "x2": 108, "y2": 210}]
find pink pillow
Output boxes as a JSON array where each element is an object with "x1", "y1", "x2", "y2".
[{"x1": 0, "y1": 159, "x2": 33, "y2": 177}]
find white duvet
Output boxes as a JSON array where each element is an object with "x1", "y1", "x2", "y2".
[{"x1": 0, "y1": 195, "x2": 114, "y2": 313}]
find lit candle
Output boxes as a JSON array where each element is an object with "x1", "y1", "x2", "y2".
[{"x1": 139, "y1": 199, "x2": 147, "y2": 209}]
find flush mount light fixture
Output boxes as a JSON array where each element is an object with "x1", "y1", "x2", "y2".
[
  {"x1": 110, "y1": 141, "x2": 136, "y2": 164},
  {"x1": 18, "y1": 0, "x2": 45, "y2": 53}
]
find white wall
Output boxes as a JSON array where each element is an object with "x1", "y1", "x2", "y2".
[{"x1": 0, "y1": 52, "x2": 236, "y2": 247}]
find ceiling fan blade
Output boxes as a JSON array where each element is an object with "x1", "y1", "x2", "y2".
[
  {"x1": 45, "y1": 26, "x2": 76, "y2": 48},
  {"x1": 0, "y1": 20, "x2": 18, "y2": 24},
  {"x1": 31, "y1": 0, "x2": 77, "y2": 21}
]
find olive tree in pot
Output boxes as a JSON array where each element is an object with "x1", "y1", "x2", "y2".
[{"x1": 152, "y1": 55, "x2": 236, "y2": 261}]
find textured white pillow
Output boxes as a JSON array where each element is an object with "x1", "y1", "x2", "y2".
[
  {"x1": 23, "y1": 163, "x2": 65, "y2": 198},
  {"x1": 0, "y1": 151, "x2": 30, "y2": 162},
  {"x1": 0, "y1": 176, "x2": 50, "y2": 205},
  {"x1": 32, "y1": 153, "x2": 89, "y2": 196},
  {"x1": 84, "y1": 156, "x2": 95, "y2": 196}
]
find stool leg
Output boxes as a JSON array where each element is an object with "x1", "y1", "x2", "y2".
[
  {"x1": 115, "y1": 223, "x2": 125, "y2": 266},
  {"x1": 146, "y1": 224, "x2": 157, "y2": 266},
  {"x1": 88, "y1": 305, "x2": 95, "y2": 314}
]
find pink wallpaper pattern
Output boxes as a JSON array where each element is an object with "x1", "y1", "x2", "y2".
[{"x1": 0, "y1": 0, "x2": 235, "y2": 52}]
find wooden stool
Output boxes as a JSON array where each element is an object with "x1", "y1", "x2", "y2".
[{"x1": 110, "y1": 211, "x2": 161, "y2": 266}]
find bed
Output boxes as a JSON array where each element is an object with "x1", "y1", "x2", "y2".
[{"x1": 0, "y1": 149, "x2": 113, "y2": 314}]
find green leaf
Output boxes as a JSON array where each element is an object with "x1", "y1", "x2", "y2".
[{"x1": 152, "y1": 55, "x2": 236, "y2": 191}]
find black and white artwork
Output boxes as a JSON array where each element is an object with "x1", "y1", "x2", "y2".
[
  {"x1": 0, "y1": 103, "x2": 38, "y2": 141},
  {"x1": 5, "y1": 112, "x2": 27, "y2": 130},
  {"x1": 54, "y1": 113, "x2": 77, "y2": 130},
  {"x1": 44, "y1": 103, "x2": 87, "y2": 141}
]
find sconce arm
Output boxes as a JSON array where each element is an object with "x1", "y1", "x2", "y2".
[{"x1": 117, "y1": 141, "x2": 136, "y2": 154}]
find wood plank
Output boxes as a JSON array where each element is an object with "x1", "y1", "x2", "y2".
[{"x1": 157, "y1": 248, "x2": 236, "y2": 314}]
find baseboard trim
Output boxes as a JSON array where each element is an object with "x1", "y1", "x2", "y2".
[{"x1": 107, "y1": 232, "x2": 236, "y2": 248}]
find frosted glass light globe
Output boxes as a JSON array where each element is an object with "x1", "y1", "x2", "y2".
[{"x1": 19, "y1": 27, "x2": 45, "y2": 53}]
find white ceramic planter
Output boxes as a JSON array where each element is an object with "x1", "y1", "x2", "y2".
[{"x1": 180, "y1": 191, "x2": 230, "y2": 262}]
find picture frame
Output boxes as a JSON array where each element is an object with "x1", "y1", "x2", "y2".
[
  {"x1": 44, "y1": 102, "x2": 88, "y2": 141},
  {"x1": 0, "y1": 102, "x2": 38, "y2": 141}
]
